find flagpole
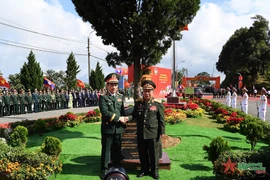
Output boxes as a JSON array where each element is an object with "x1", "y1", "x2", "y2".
[{"x1": 171, "y1": 40, "x2": 176, "y2": 97}]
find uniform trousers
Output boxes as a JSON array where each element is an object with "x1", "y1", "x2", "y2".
[
  {"x1": 137, "y1": 137, "x2": 160, "y2": 173},
  {"x1": 101, "y1": 133, "x2": 122, "y2": 171},
  {"x1": 259, "y1": 109, "x2": 266, "y2": 121},
  {"x1": 226, "y1": 100, "x2": 231, "y2": 107},
  {"x1": 241, "y1": 105, "x2": 248, "y2": 114},
  {"x1": 231, "y1": 101, "x2": 236, "y2": 109}
]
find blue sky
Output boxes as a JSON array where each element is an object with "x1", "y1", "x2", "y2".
[{"x1": 1, "y1": 0, "x2": 270, "y2": 85}]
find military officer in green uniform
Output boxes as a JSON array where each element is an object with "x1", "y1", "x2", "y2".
[
  {"x1": 99, "y1": 73, "x2": 127, "y2": 179},
  {"x1": 0, "y1": 92, "x2": 4, "y2": 117},
  {"x1": 127, "y1": 80, "x2": 165, "y2": 179},
  {"x1": 3, "y1": 92, "x2": 11, "y2": 116},
  {"x1": 12, "y1": 90, "x2": 19, "y2": 115},
  {"x1": 56, "y1": 90, "x2": 61, "y2": 110},
  {"x1": 19, "y1": 89, "x2": 26, "y2": 114},
  {"x1": 39, "y1": 90, "x2": 44, "y2": 112},
  {"x1": 51, "y1": 90, "x2": 56, "y2": 110},
  {"x1": 60, "y1": 89, "x2": 66, "y2": 109},
  {"x1": 26, "y1": 90, "x2": 33, "y2": 113}
]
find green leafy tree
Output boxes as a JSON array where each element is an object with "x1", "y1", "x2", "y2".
[
  {"x1": 72, "y1": 0, "x2": 200, "y2": 98},
  {"x1": 8, "y1": 73, "x2": 24, "y2": 90},
  {"x1": 65, "y1": 52, "x2": 80, "y2": 89},
  {"x1": 20, "y1": 51, "x2": 43, "y2": 91},
  {"x1": 0, "y1": 70, "x2": 3, "y2": 76},
  {"x1": 217, "y1": 15, "x2": 270, "y2": 88},
  {"x1": 44, "y1": 69, "x2": 66, "y2": 88}
]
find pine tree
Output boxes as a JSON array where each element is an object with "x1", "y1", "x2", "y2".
[
  {"x1": 65, "y1": 52, "x2": 80, "y2": 89},
  {"x1": 95, "y1": 62, "x2": 105, "y2": 90},
  {"x1": 89, "y1": 70, "x2": 97, "y2": 90},
  {"x1": 20, "y1": 51, "x2": 43, "y2": 91}
]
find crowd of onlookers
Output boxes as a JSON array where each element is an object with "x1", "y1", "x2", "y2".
[{"x1": 0, "y1": 87, "x2": 103, "y2": 118}]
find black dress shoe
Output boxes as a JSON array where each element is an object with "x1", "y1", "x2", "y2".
[
  {"x1": 136, "y1": 171, "x2": 149, "y2": 178},
  {"x1": 100, "y1": 170, "x2": 107, "y2": 179},
  {"x1": 152, "y1": 172, "x2": 159, "y2": 179}
]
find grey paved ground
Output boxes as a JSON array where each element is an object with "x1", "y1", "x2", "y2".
[{"x1": 1, "y1": 96, "x2": 270, "y2": 124}]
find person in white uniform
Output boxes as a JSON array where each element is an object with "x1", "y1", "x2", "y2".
[
  {"x1": 225, "y1": 87, "x2": 231, "y2": 107},
  {"x1": 241, "y1": 87, "x2": 248, "y2": 114},
  {"x1": 258, "y1": 87, "x2": 267, "y2": 121},
  {"x1": 231, "y1": 87, "x2": 237, "y2": 109}
]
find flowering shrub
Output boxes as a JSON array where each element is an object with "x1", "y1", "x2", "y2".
[
  {"x1": 223, "y1": 112, "x2": 245, "y2": 132},
  {"x1": 83, "y1": 109, "x2": 101, "y2": 123},
  {"x1": 186, "y1": 101, "x2": 199, "y2": 110},
  {"x1": 214, "y1": 108, "x2": 229, "y2": 116},
  {"x1": 0, "y1": 141, "x2": 62, "y2": 180},
  {"x1": 184, "y1": 108, "x2": 205, "y2": 118},
  {"x1": 163, "y1": 103, "x2": 187, "y2": 110},
  {"x1": 164, "y1": 108, "x2": 186, "y2": 124},
  {"x1": 58, "y1": 112, "x2": 79, "y2": 127}
]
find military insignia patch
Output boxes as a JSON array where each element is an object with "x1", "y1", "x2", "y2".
[{"x1": 150, "y1": 106, "x2": 157, "y2": 111}]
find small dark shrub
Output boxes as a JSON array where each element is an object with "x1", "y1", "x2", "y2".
[
  {"x1": 10, "y1": 125, "x2": 28, "y2": 147},
  {"x1": 41, "y1": 136, "x2": 62, "y2": 157},
  {"x1": 203, "y1": 136, "x2": 231, "y2": 164},
  {"x1": 241, "y1": 121, "x2": 264, "y2": 150},
  {"x1": 34, "y1": 119, "x2": 47, "y2": 135}
]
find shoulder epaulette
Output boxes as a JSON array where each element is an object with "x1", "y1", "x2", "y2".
[
  {"x1": 117, "y1": 92, "x2": 123, "y2": 97},
  {"x1": 154, "y1": 99, "x2": 162, "y2": 103},
  {"x1": 136, "y1": 98, "x2": 143, "y2": 102}
]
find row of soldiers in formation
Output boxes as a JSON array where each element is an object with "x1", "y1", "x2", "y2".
[
  {"x1": 0, "y1": 88, "x2": 101, "y2": 117},
  {"x1": 225, "y1": 87, "x2": 268, "y2": 121}
]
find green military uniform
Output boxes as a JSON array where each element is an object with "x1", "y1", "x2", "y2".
[
  {"x1": 25, "y1": 92, "x2": 33, "y2": 113},
  {"x1": 46, "y1": 92, "x2": 52, "y2": 110},
  {"x1": 11, "y1": 92, "x2": 19, "y2": 115},
  {"x1": 56, "y1": 92, "x2": 61, "y2": 110},
  {"x1": 60, "y1": 91, "x2": 66, "y2": 109},
  {"x1": 0, "y1": 93, "x2": 4, "y2": 117},
  {"x1": 3, "y1": 93, "x2": 10, "y2": 116},
  {"x1": 32, "y1": 90, "x2": 39, "y2": 113},
  {"x1": 51, "y1": 92, "x2": 56, "y2": 110},
  {"x1": 99, "y1": 73, "x2": 126, "y2": 178},
  {"x1": 19, "y1": 91, "x2": 26, "y2": 114},
  {"x1": 9, "y1": 92, "x2": 14, "y2": 115},
  {"x1": 38, "y1": 91, "x2": 44, "y2": 112},
  {"x1": 128, "y1": 80, "x2": 165, "y2": 179}
]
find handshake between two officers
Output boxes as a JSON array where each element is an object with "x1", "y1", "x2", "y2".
[{"x1": 118, "y1": 116, "x2": 129, "y2": 124}]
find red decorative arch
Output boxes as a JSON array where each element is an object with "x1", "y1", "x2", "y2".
[{"x1": 182, "y1": 76, "x2": 220, "y2": 89}]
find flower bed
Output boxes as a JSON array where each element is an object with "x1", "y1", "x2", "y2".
[{"x1": 0, "y1": 140, "x2": 62, "y2": 180}]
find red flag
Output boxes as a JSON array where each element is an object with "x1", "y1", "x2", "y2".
[
  {"x1": 180, "y1": 25, "x2": 189, "y2": 31},
  {"x1": 0, "y1": 76, "x2": 10, "y2": 89},
  {"x1": 76, "y1": 79, "x2": 85, "y2": 88}
]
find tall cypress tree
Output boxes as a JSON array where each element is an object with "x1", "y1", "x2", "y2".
[
  {"x1": 20, "y1": 51, "x2": 43, "y2": 91},
  {"x1": 89, "y1": 62, "x2": 105, "y2": 90},
  {"x1": 95, "y1": 62, "x2": 105, "y2": 90},
  {"x1": 89, "y1": 69, "x2": 97, "y2": 90},
  {"x1": 65, "y1": 52, "x2": 80, "y2": 89}
]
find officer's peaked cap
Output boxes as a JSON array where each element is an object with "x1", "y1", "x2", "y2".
[
  {"x1": 141, "y1": 80, "x2": 156, "y2": 90},
  {"x1": 104, "y1": 73, "x2": 119, "y2": 83}
]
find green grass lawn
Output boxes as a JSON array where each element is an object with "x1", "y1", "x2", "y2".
[{"x1": 26, "y1": 116, "x2": 268, "y2": 180}]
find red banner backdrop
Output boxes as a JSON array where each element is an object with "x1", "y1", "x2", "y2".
[{"x1": 128, "y1": 65, "x2": 171, "y2": 98}]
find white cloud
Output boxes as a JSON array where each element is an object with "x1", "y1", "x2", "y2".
[{"x1": 1, "y1": 0, "x2": 270, "y2": 86}]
